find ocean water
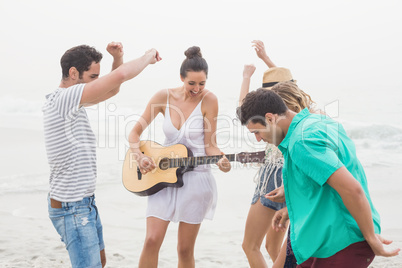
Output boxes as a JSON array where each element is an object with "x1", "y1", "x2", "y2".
[{"x1": 0, "y1": 93, "x2": 401, "y2": 195}]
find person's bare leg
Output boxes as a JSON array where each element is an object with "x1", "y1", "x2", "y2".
[
  {"x1": 242, "y1": 199, "x2": 280, "y2": 267},
  {"x1": 138, "y1": 217, "x2": 170, "y2": 268},
  {"x1": 272, "y1": 235, "x2": 287, "y2": 268},
  {"x1": 177, "y1": 222, "x2": 201, "y2": 268},
  {"x1": 265, "y1": 219, "x2": 286, "y2": 262}
]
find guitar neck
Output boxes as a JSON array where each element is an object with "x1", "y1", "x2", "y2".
[{"x1": 169, "y1": 154, "x2": 237, "y2": 168}]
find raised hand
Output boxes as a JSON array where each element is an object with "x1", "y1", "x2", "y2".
[
  {"x1": 145, "y1": 48, "x2": 162, "y2": 64},
  {"x1": 107, "y1": 41, "x2": 124, "y2": 59},
  {"x1": 243, "y1": 64, "x2": 256, "y2": 79},
  {"x1": 251, "y1": 40, "x2": 276, "y2": 68},
  {"x1": 252, "y1": 40, "x2": 268, "y2": 60}
]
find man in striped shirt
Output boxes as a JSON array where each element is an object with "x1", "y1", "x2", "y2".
[{"x1": 43, "y1": 42, "x2": 161, "y2": 268}]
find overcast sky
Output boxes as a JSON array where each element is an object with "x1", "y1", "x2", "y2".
[{"x1": 0, "y1": 0, "x2": 401, "y2": 124}]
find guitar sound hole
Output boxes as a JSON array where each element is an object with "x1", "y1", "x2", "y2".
[{"x1": 159, "y1": 158, "x2": 170, "y2": 170}]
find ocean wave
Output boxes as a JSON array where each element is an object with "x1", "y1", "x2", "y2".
[
  {"x1": 0, "y1": 173, "x2": 49, "y2": 195},
  {"x1": 341, "y1": 121, "x2": 402, "y2": 152},
  {"x1": 0, "y1": 96, "x2": 43, "y2": 115},
  {"x1": 1, "y1": 96, "x2": 401, "y2": 150},
  {"x1": 0, "y1": 96, "x2": 145, "y2": 117},
  {"x1": 336, "y1": 121, "x2": 402, "y2": 168},
  {"x1": 344, "y1": 122, "x2": 402, "y2": 141}
]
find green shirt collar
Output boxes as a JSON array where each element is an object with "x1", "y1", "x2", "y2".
[{"x1": 278, "y1": 108, "x2": 311, "y2": 152}]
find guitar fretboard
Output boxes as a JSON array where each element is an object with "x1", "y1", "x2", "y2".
[{"x1": 169, "y1": 154, "x2": 236, "y2": 168}]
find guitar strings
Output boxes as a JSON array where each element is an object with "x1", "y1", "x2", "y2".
[{"x1": 168, "y1": 154, "x2": 236, "y2": 168}]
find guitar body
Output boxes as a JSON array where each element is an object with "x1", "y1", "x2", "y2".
[
  {"x1": 123, "y1": 140, "x2": 265, "y2": 197},
  {"x1": 122, "y1": 140, "x2": 194, "y2": 196}
]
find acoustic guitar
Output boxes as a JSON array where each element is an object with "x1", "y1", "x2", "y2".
[{"x1": 122, "y1": 140, "x2": 266, "y2": 196}]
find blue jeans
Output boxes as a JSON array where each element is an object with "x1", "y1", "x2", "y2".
[{"x1": 48, "y1": 195, "x2": 105, "y2": 268}]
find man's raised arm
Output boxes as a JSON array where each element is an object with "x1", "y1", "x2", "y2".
[{"x1": 80, "y1": 48, "x2": 161, "y2": 106}]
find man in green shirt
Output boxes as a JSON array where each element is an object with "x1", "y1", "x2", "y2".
[{"x1": 236, "y1": 86, "x2": 400, "y2": 266}]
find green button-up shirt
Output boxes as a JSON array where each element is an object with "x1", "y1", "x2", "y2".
[{"x1": 278, "y1": 108, "x2": 381, "y2": 264}]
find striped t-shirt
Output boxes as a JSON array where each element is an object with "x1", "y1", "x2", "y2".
[{"x1": 43, "y1": 83, "x2": 97, "y2": 202}]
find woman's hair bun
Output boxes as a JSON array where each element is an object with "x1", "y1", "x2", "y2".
[
  {"x1": 180, "y1": 46, "x2": 208, "y2": 77},
  {"x1": 184, "y1": 46, "x2": 202, "y2": 59}
]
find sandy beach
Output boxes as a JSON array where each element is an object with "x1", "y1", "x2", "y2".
[
  {"x1": 1, "y1": 0, "x2": 401, "y2": 266},
  {"x1": 1, "y1": 125, "x2": 402, "y2": 268}
]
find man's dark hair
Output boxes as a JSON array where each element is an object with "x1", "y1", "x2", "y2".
[
  {"x1": 236, "y1": 88, "x2": 288, "y2": 126},
  {"x1": 60, "y1": 45, "x2": 103, "y2": 79}
]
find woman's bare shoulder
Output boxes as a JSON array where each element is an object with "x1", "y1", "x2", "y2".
[
  {"x1": 201, "y1": 90, "x2": 218, "y2": 115},
  {"x1": 202, "y1": 90, "x2": 218, "y2": 103}
]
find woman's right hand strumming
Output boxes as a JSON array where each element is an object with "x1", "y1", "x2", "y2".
[{"x1": 136, "y1": 153, "x2": 156, "y2": 175}]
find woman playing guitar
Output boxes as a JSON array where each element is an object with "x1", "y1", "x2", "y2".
[{"x1": 128, "y1": 46, "x2": 231, "y2": 268}]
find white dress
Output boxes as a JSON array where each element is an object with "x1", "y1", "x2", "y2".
[{"x1": 146, "y1": 90, "x2": 218, "y2": 224}]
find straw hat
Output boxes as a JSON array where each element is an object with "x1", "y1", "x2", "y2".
[{"x1": 262, "y1": 67, "x2": 296, "y2": 89}]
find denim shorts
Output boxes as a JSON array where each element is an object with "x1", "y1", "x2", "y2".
[
  {"x1": 48, "y1": 195, "x2": 105, "y2": 268},
  {"x1": 251, "y1": 164, "x2": 286, "y2": 211}
]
